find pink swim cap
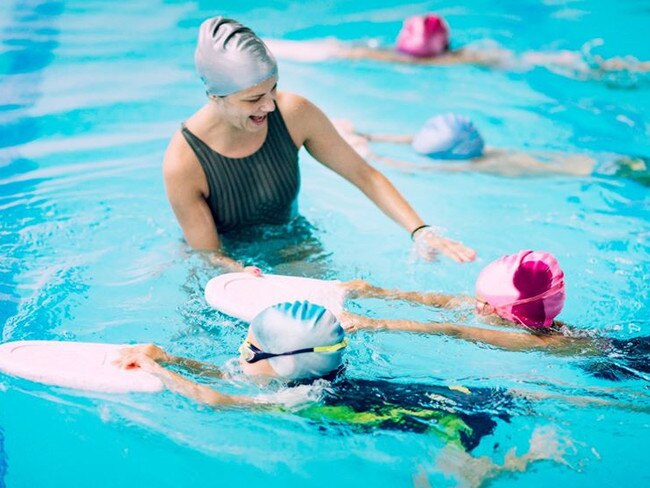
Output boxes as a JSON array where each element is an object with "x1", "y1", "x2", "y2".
[
  {"x1": 475, "y1": 250, "x2": 566, "y2": 328},
  {"x1": 395, "y1": 14, "x2": 450, "y2": 58}
]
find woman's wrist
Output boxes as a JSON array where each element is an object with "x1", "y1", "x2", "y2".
[
  {"x1": 161, "y1": 352, "x2": 179, "y2": 364},
  {"x1": 208, "y1": 252, "x2": 246, "y2": 272},
  {"x1": 410, "y1": 224, "x2": 431, "y2": 240}
]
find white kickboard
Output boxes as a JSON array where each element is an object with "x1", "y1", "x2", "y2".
[
  {"x1": 0, "y1": 341, "x2": 164, "y2": 393},
  {"x1": 204, "y1": 272, "x2": 346, "y2": 322}
]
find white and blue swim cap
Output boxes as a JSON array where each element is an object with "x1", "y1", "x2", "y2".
[
  {"x1": 411, "y1": 113, "x2": 485, "y2": 159},
  {"x1": 195, "y1": 17, "x2": 278, "y2": 96},
  {"x1": 250, "y1": 301, "x2": 346, "y2": 380}
]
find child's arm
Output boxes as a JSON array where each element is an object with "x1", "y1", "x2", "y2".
[
  {"x1": 116, "y1": 344, "x2": 224, "y2": 379},
  {"x1": 340, "y1": 312, "x2": 588, "y2": 354},
  {"x1": 341, "y1": 279, "x2": 471, "y2": 309},
  {"x1": 115, "y1": 348, "x2": 253, "y2": 407}
]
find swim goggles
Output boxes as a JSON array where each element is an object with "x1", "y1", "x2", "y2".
[{"x1": 238, "y1": 338, "x2": 348, "y2": 364}]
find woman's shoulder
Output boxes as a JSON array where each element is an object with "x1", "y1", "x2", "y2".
[
  {"x1": 278, "y1": 91, "x2": 334, "y2": 136},
  {"x1": 276, "y1": 91, "x2": 327, "y2": 146},
  {"x1": 163, "y1": 125, "x2": 204, "y2": 185},
  {"x1": 276, "y1": 91, "x2": 318, "y2": 117},
  {"x1": 164, "y1": 103, "x2": 214, "y2": 165},
  {"x1": 177, "y1": 104, "x2": 212, "y2": 141}
]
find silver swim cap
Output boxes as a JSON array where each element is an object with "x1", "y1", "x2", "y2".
[{"x1": 195, "y1": 17, "x2": 278, "y2": 96}]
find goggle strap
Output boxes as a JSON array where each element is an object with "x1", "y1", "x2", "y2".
[
  {"x1": 313, "y1": 337, "x2": 348, "y2": 353},
  {"x1": 502, "y1": 279, "x2": 565, "y2": 307},
  {"x1": 241, "y1": 338, "x2": 348, "y2": 363}
]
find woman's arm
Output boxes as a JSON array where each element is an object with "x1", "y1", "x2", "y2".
[
  {"x1": 163, "y1": 130, "x2": 257, "y2": 273},
  {"x1": 283, "y1": 94, "x2": 475, "y2": 263}
]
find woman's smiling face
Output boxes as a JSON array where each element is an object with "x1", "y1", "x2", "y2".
[{"x1": 212, "y1": 76, "x2": 278, "y2": 132}]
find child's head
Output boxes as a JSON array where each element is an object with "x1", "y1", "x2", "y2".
[
  {"x1": 239, "y1": 301, "x2": 347, "y2": 380},
  {"x1": 395, "y1": 14, "x2": 450, "y2": 58},
  {"x1": 476, "y1": 250, "x2": 565, "y2": 328}
]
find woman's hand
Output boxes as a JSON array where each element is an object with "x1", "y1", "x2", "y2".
[
  {"x1": 413, "y1": 227, "x2": 476, "y2": 263},
  {"x1": 243, "y1": 265, "x2": 262, "y2": 277}
]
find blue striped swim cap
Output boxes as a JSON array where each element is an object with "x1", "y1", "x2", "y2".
[{"x1": 250, "y1": 301, "x2": 346, "y2": 380}]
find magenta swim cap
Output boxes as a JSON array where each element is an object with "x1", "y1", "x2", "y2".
[
  {"x1": 395, "y1": 14, "x2": 450, "y2": 58},
  {"x1": 475, "y1": 250, "x2": 566, "y2": 328}
]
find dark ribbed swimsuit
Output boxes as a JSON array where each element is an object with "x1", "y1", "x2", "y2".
[{"x1": 181, "y1": 108, "x2": 300, "y2": 233}]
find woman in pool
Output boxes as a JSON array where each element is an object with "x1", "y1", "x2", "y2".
[
  {"x1": 264, "y1": 14, "x2": 650, "y2": 80},
  {"x1": 163, "y1": 16, "x2": 475, "y2": 273},
  {"x1": 333, "y1": 114, "x2": 650, "y2": 183}
]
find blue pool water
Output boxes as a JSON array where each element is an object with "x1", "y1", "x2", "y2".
[{"x1": 1, "y1": 0, "x2": 649, "y2": 486}]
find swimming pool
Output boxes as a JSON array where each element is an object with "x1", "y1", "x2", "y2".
[{"x1": 1, "y1": 0, "x2": 649, "y2": 486}]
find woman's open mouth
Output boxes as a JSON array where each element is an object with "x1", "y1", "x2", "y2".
[{"x1": 250, "y1": 115, "x2": 267, "y2": 125}]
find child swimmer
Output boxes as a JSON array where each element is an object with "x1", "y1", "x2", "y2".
[
  {"x1": 117, "y1": 298, "x2": 643, "y2": 485},
  {"x1": 334, "y1": 114, "x2": 650, "y2": 184},
  {"x1": 341, "y1": 249, "x2": 649, "y2": 381},
  {"x1": 265, "y1": 14, "x2": 650, "y2": 83}
]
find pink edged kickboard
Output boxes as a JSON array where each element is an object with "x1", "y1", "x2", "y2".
[
  {"x1": 204, "y1": 272, "x2": 346, "y2": 322},
  {"x1": 0, "y1": 341, "x2": 164, "y2": 393}
]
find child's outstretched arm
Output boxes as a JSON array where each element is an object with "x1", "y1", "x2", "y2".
[
  {"x1": 340, "y1": 312, "x2": 587, "y2": 354},
  {"x1": 115, "y1": 346, "x2": 253, "y2": 407},
  {"x1": 119, "y1": 343, "x2": 224, "y2": 379},
  {"x1": 341, "y1": 279, "x2": 471, "y2": 309}
]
